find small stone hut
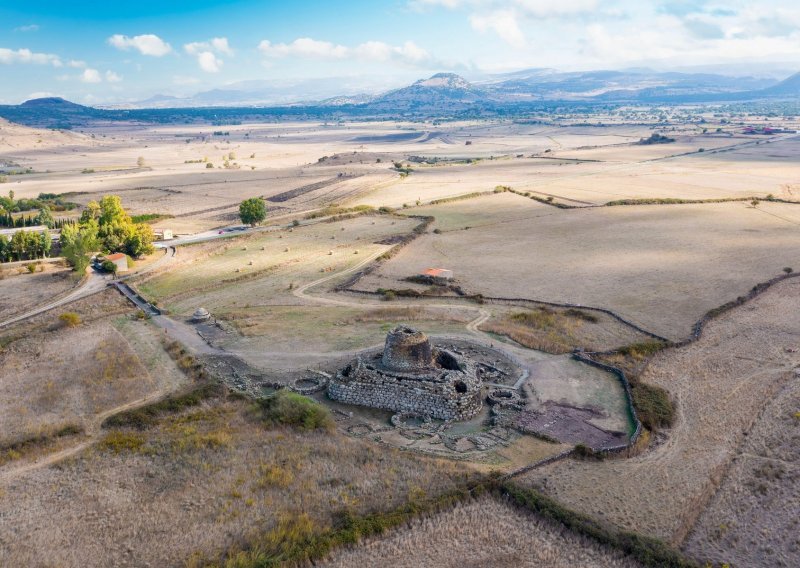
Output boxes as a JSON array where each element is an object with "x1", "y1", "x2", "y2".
[
  {"x1": 191, "y1": 307, "x2": 211, "y2": 322},
  {"x1": 328, "y1": 326, "x2": 482, "y2": 421}
]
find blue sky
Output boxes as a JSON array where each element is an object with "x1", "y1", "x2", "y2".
[{"x1": 1, "y1": 0, "x2": 799, "y2": 104}]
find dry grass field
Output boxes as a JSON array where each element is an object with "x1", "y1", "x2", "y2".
[
  {"x1": 517, "y1": 277, "x2": 800, "y2": 546},
  {"x1": 3, "y1": 115, "x2": 800, "y2": 566},
  {"x1": 480, "y1": 303, "x2": 652, "y2": 353},
  {"x1": 359, "y1": 193, "x2": 800, "y2": 339},
  {"x1": 6, "y1": 119, "x2": 796, "y2": 236},
  {"x1": 683, "y1": 365, "x2": 800, "y2": 567},
  {"x1": 219, "y1": 305, "x2": 473, "y2": 353},
  {"x1": 137, "y1": 213, "x2": 418, "y2": 314},
  {"x1": 0, "y1": 262, "x2": 76, "y2": 322},
  {"x1": 0, "y1": 395, "x2": 478, "y2": 568},
  {"x1": 321, "y1": 496, "x2": 642, "y2": 568},
  {"x1": 0, "y1": 291, "x2": 187, "y2": 449}
]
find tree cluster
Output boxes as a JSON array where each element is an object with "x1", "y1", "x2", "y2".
[
  {"x1": 0, "y1": 229, "x2": 51, "y2": 263},
  {"x1": 60, "y1": 195, "x2": 155, "y2": 272}
]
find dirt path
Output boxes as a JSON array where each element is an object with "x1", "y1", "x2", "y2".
[
  {"x1": 0, "y1": 270, "x2": 109, "y2": 329},
  {"x1": 0, "y1": 247, "x2": 177, "y2": 330},
  {"x1": 0, "y1": 389, "x2": 167, "y2": 484}
]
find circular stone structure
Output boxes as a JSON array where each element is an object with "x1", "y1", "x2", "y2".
[
  {"x1": 328, "y1": 325, "x2": 483, "y2": 421},
  {"x1": 191, "y1": 307, "x2": 211, "y2": 322},
  {"x1": 382, "y1": 326, "x2": 434, "y2": 372}
]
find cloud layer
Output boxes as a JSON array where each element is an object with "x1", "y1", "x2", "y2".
[
  {"x1": 258, "y1": 38, "x2": 434, "y2": 67},
  {"x1": 0, "y1": 48, "x2": 61, "y2": 66},
  {"x1": 108, "y1": 34, "x2": 172, "y2": 56},
  {"x1": 184, "y1": 37, "x2": 232, "y2": 73}
]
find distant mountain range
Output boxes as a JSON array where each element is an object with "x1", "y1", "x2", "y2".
[
  {"x1": 0, "y1": 68, "x2": 798, "y2": 127},
  {"x1": 103, "y1": 68, "x2": 794, "y2": 110}
]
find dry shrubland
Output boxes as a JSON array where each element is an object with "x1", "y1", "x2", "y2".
[
  {"x1": 0, "y1": 396, "x2": 478, "y2": 567},
  {"x1": 321, "y1": 496, "x2": 642, "y2": 568},
  {"x1": 480, "y1": 306, "x2": 649, "y2": 354}
]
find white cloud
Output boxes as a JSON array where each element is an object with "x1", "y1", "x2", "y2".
[
  {"x1": 14, "y1": 24, "x2": 40, "y2": 32},
  {"x1": 0, "y1": 47, "x2": 61, "y2": 66},
  {"x1": 411, "y1": 0, "x2": 597, "y2": 17},
  {"x1": 108, "y1": 34, "x2": 172, "y2": 56},
  {"x1": 470, "y1": 10, "x2": 526, "y2": 47},
  {"x1": 105, "y1": 70, "x2": 123, "y2": 82},
  {"x1": 259, "y1": 38, "x2": 349, "y2": 59},
  {"x1": 184, "y1": 37, "x2": 232, "y2": 72},
  {"x1": 197, "y1": 51, "x2": 223, "y2": 73},
  {"x1": 258, "y1": 38, "x2": 436, "y2": 67},
  {"x1": 81, "y1": 68, "x2": 102, "y2": 83},
  {"x1": 67, "y1": 59, "x2": 87, "y2": 68}
]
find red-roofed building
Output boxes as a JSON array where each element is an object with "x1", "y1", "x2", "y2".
[
  {"x1": 105, "y1": 253, "x2": 129, "y2": 273},
  {"x1": 421, "y1": 268, "x2": 453, "y2": 281}
]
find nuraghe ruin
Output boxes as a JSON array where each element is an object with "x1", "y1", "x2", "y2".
[{"x1": 328, "y1": 326, "x2": 483, "y2": 420}]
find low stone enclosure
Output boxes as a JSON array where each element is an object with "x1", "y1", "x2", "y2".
[{"x1": 328, "y1": 326, "x2": 483, "y2": 421}]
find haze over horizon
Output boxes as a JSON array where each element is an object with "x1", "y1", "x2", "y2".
[{"x1": 2, "y1": 0, "x2": 800, "y2": 105}]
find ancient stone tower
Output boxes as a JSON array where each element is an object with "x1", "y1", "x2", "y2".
[
  {"x1": 328, "y1": 325, "x2": 482, "y2": 421},
  {"x1": 381, "y1": 326, "x2": 434, "y2": 371}
]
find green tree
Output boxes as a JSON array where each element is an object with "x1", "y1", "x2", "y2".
[
  {"x1": 10, "y1": 230, "x2": 29, "y2": 261},
  {"x1": 39, "y1": 230, "x2": 52, "y2": 258},
  {"x1": 0, "y1": 234, "x2": 9, "y2": 262},
  {"x1": 239, "y1": 197, "x2": 267, "y2": 227},
  {"x1": 99, "y1": 195, "x2": 129, "y2": 226},
  {"x1": 61, "y1": 220, "x2": 98, "y2": 273},
  {"x1": 125, "y1": 223, "x2": 155, "y2": 257},
  {"x1": 35, "y1": 206, "x2": 54, "y2": 228},
  {"x1": 80, "y1": 200, "x2": 101, "y2": 223},
  {"x1": 101, "y1": 259, "x2": 118, "y2": 275}
]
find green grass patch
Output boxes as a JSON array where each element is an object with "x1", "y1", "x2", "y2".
[
  {"x1": 304, "y1": 205, "x2": 375, "y2": 220},
  {"x1": 98, "y1": 431, "x2": 147, "y2": 454},
  {"x1": 257, "y1": 391, "x2": 334, "y2": 432},
  {"x1": 131, "y1": 213, "x2": 174, "y2": 224}
]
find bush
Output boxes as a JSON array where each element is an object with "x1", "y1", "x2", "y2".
[
  {"x1": 99, "y1": 431, "x2": 146, "y2": 454},
  {"x1": 617, "y1": 340, "x2": 666, "y2": 360},
  {"x1": 25, "y1": 263, "x2": 37, "y2": 273},
  {"x1": 631, "y1": 382, "x2": 675, "y2": 430},
  {"x1": 258, "y1": 391, "x2": 334, "y2": 431},
  {"x1": 58, "y1": 312, "x2": 82, "y2": 327},
  {"x1": 102, "y1": 383, "x2": 223, "y2": 429}
]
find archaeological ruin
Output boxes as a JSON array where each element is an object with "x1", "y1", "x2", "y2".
[{"x1": 327, "y1": 326, "x2": 483, "y2": 420}]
